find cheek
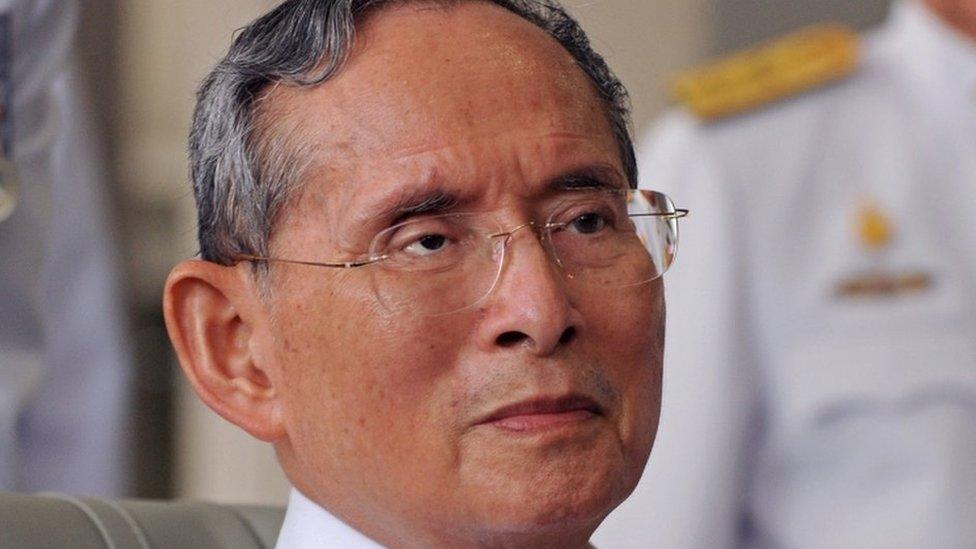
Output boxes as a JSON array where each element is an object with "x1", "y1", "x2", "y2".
[
  {"x1": 586, "y1": 283, "x2": 664, "y2": 377},
  {"x1": 273, "y1": 283, "x2": 473, "y2": 473},
  {"x1": 586, "y1": 284, "x2": 664, "y2": 454}
]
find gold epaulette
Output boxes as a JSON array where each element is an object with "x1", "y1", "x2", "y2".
[{"x1": 671, "y1": 25, "x2": 860, "y2": 122}]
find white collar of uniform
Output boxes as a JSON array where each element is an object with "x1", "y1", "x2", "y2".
[
  {"x1": 886, "y1": 0, "x2": 976, "y2": 105},
  {"x1": 274, "y1": 488, "x2": 384, "y2": 549}
]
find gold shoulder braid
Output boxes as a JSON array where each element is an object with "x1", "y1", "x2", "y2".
[{"x1": 671, "y1": 25, "x2": 860, "y2": 122}]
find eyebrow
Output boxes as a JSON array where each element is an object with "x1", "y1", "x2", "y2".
[
  {"x1": 372, "y1": 187, "x2": 462, "y2": 227},
  {"x1": 546, "y1": 165, "x2": 629, "y2": 196},
  {"x1": 357, "y1": 164, "x2": 627, "y2": 230}
]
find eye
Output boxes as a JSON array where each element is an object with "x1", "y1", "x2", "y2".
[
  {"x1": 569, "y1": 212, "x2": 608, "y2": 234},
  {"x1": 404, "y1": 233, "x2": 449, "y2": 256}
]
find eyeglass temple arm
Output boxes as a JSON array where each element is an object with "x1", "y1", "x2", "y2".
[
  {"x1": 629, "y1": 209, "x2": 689, "y2": 220},
  {"x1": 233, "y1": 254, "x2": 388, "y2": 269}
]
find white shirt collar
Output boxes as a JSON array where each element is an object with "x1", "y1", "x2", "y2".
[
  {"x1": 275, "y1": 489, "x2": 384, "y2": 549},
  {"x1": 884, "y1": 0, "x2": 976, "y2": 105}
]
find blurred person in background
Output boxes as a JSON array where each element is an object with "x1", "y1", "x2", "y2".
[
  {"x1": 0, "y1": 0, "x2": 131, "y2": 495},
  {"x1": 594, "y1": 0, "x2": 976, "y2": 547}
]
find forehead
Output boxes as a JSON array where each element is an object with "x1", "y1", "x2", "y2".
[
  {"x1": 268, "y1": 1, "x2": 613, "y2": 151},
  {"x1": 264, "y1": 1, "x2": 619, "y2": 212}
]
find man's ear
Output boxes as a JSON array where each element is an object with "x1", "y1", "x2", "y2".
[{"x1": 163, "y1": 260, "x2": 285, "y2": 442}]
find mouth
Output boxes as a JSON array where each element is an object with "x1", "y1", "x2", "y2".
[{"x1": 476, "y1": 394, "x2": 604, "y2": 433}]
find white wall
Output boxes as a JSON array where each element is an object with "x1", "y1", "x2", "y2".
[{"x1": 565, "y1": 0, "x2": 712, "y2": 135}]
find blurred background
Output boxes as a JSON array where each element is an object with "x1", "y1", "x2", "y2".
[{"x1": 72, "y1": 0, "x2": 890, "y2": 504}]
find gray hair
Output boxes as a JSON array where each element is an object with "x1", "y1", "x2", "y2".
[{"x1": 189, "y1": 0, "x2": 637, "y2": 266}]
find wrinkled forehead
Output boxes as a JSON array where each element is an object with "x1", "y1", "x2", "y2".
[{"x1": 262, "y1": 1, "x2": 614, "y2": 162}]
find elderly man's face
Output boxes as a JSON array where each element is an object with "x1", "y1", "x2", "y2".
[{"x1": 260, "y1": 3, "x2": 663, "y2": 545}]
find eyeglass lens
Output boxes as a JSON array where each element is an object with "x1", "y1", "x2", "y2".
[{"x1": 368, "y1": 190, "x2": 679, "y2": 315}]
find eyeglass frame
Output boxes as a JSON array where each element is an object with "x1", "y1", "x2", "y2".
[{"x1": 231, "y1": 194, "x2": 689, "y2": 273}]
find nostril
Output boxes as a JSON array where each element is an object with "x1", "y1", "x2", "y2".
[
  {"x1": 496, "y1": 331, "x2": 528, "y2": 347},
  {"x1": 495, "y1": 327, "x2": 576, "y2": 348}
]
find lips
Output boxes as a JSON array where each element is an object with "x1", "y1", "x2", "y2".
[{"x1": 477, "y1": 394, "x2": 604, "y2": 433}]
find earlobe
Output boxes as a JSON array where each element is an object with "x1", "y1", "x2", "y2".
[{"x1": 163, "y1": 260, "x2": 286, "y2": 442}]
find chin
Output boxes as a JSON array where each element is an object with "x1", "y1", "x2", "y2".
[
  {"x1": 461, "y1": 473, "x2": 627, "y2": 547},
  {"x1": 519, "y1": 482, "x2": 622, "y2": 530},
  {"x1": 462, "y1": 440, "x2": 638, "y2": 538}
]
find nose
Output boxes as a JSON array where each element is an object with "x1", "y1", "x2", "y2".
[{"x1": 475, "y1": 223, "x2": 582, "y2": 355}]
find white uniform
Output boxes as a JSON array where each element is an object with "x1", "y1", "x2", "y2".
[
  {"x1": 0, "y1": 0, "x2": 131, "y2": 495},
  {"x1": 594, "y1": 1, "x2": 976, "y2": 547}
]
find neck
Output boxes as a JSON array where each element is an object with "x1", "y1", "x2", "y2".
[
  {"x1": 924, "y1": 0, "x2": 976, "y2": 42},
  {"x1": 283, "y1": 476, "x2": 598, "y2": 549},
  {"x1": 373, "y1": 514, "x2": 598, "y2": 549},
  {"x1": 362, "y1": 520, "x2": 596, "y2": 549},
  {"x1": 464, "y1": 526, "x2": 596, "y2": 549}
]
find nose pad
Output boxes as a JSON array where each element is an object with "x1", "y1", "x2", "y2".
[
  {"x1": 496, "y1": 221, "x2": 565, "y2": 283},
  {"x1": 478, "y1": 221, "x2": 581, "y2": 355},
  {"x1": 495, "y1": 222, "x2": 564, "y2": 289},
  {"x1": 537, "y1": 228, "x2": 567, "y2": 272}
]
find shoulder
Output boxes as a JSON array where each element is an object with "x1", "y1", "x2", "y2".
[
  {"x1": 671, "y1": 25, "x2": 860, "y2": 122},
  {"x1": 641, "y1": 23, "x2": 903, "y2": 189},
  {"x1": 666, "y1": 20, "x2": 904, "y2": 125}
]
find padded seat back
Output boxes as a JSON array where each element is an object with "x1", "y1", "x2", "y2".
[{"x1": 0, "y1": 492, "x2": 284, "y2": 548}]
